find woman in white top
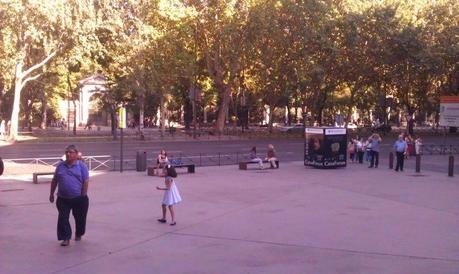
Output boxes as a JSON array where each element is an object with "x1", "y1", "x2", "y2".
[
  {"x1": 156, "y1": 165, "x2": 181, "y2": 226},
  {"x1": 155, "y1": 149, "x2": 169, "y2": 176}
]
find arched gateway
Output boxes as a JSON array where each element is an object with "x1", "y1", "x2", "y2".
[{"x1": 77, "y1": 74, "x2": 107, "y2": 127}]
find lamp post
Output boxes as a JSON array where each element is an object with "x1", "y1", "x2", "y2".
[
  {"x1": 240, "y1": 90, "x2": 246, "y2": 133},
  {"x1": 117, "y1": 105, "x2": 126, "y2": 173}
]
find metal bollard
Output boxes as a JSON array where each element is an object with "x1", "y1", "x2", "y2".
[
  {"x1": 389, "y1": 152, "x2": 394, "y2": 169},
  {"x1": 415, "y1": 154, "x2": 421, "y2": 173},
  {"x1": 448, "y1": 155, "x2": 454, "y2": 177}
]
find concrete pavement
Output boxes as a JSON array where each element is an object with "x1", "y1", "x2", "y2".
[{"x1": 1, "y1": 161, "x2": 459, "y2": 274}]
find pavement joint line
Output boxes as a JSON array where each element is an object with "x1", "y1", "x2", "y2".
[
  {"x1": 48, "y1": 231, "x2": 180, "y2": 274},
  {"x1": 317, "y1": 181, "x2": 459, "y2": 217},
  {"x1": 0, "y1": 202, "x2": 49, "y2": 207},
  {"x1": 169, "y1": 232, "x2": 459, "y2": 263}
]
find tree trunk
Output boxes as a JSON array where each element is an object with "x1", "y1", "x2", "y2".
[
  {"x1": 268, "y1": 105, "x2": 275, "y2": 133},
  {"x1": 286, "y1": 104, "x2": 291, "y2": 125},
  {"x1": 160, "y1": 94, "x2": 165, "y2": 136},
  {"x1": 110, "y1": 106, "x2": 117, "y2": 140},
  {"x1": 26, "y1": 99, "x2": 33, "y2": 132},
  {"x1": 40, "y1": 98, "x2": 47, "y2": 129},
  {"x1": 138, "y1": 95, "x2": 145, "y2": 135},
  {"x1": 8, "y1": 50, "x2": 56, "y2": 141},
  {"x1": 139, "y1": 105, "x2": 144, "y2": 130},
  {"x1": 215, "y1": 85, "x2": 232, "y2": 133},
  {"x1": 9, "y1": 63, "x2": 23, "y2": 141},
  {"x1": 345, "y1": 88, "x2": 356, "y2": 127},
  {"x1": 72, "y1": 100, "x2": 77, "y2": 135},
  {"x1": 138, "y1": 101, "x2": 144, "y2": 140}
]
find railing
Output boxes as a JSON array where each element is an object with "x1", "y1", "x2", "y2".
[
  {"x1": 3, "y1": 155, "x2": 113, "y2": 172},
  {"x1": 421, "y1": 145, "x2": 459, "y2": 155},
  {"x1": 83, "y1": 155, "x2": 112, "y2": 170},
  {"x1": 110, "y1": 152, "x2": 254, "y2": 171},
  {"x1": 167, "y1": 152, "x2": 253, "y2": 167},
  {"x1": 5, "y1": 151, "x2": 285, "y2": 172}
]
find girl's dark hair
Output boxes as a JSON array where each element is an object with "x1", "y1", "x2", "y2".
[{"x1": 166, "y1": 165, "x2": 177, "y2": 178}]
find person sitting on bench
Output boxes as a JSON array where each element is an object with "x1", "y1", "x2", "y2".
[
  {"x1": 249, "y1": 146, "x2": 264, "y2": 170},
  {"x1": 265, "y1": 144, "x2": 278, "y2": 169},
  {"x1": 155, "y1": 149, "x2": 169, "y2": 176}
]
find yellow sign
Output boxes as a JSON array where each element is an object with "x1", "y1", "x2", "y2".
[{"x1": 117, "y1": 107, "x2": 126, "y2": 129}]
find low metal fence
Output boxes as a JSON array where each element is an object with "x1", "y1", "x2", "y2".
[
  {"x1": 3, "y1": 155, "x2": 113, "y2": 172},
  {"x1": 4, "y1": 151, "x2": 270, "y2": 173},
  {"x1": 421, "y1": 145, "x2": 459, "y2": 155},
  {"x1": 111, "y1": 152, "x2": 255, "y2": 171}
]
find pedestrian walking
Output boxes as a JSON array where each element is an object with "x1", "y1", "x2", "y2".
[
  {"x1": 368, "y1": 133, "x2": 382, "y2": 168},
  {"x1": 156, "y1": 165, "x2": 182, "y2": 226},
  {"x1": 394, "y1": 135, "x2": 407, "y2": 172},
  {"x1": 49, "y1": 145, "x2": 89, "y2": 246}
]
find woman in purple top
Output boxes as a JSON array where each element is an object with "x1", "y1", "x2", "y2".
[{"x1": 49, "y1": 145, "x2": 89, "y2": 247}]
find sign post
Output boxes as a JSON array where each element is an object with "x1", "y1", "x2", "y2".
[
  {"x1": 439, "y1": 96, "x2": 459, "y2": 148},
  {"x1": 117, "y1": 106, "x2": 126, "y2": 172},
  {"x1": 439, "y1": 96, "x2": 459, "y2": 127}
]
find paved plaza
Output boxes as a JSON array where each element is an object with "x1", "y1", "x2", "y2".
[{"x1": 1, "y1": 160, "x2": 459, "y2": 274}]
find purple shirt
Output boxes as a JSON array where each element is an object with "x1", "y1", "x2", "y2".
[{"x1": 54, "y1": 160, "x2": 89, "y2": 199}]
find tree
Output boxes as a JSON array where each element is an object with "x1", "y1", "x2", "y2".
[
  {"x1": 0, "y1": 1, "x2": 78, "y2": 140},
  {"x1": 192, "y1": 0, "x2": 250, "y2": 133}
]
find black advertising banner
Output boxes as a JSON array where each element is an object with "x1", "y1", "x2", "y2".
[
  {"x1": 304, "y1": 128, "x2": 324, "y2": 166},
  {"x1": 304, "y1": 127, "x2": 347, "y2": 168}
]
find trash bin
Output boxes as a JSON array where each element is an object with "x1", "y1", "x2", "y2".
[{"x1": 136, "y1": 151, "x2": 147, "y2": 172}]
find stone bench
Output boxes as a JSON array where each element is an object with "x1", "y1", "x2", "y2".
[
  {"x1": 239, "y1": 160, "x2": 279, "y2": 170},
  {"x1": 147, "y1": 164, "x2": 195, "y2": 176},
  {"x1": 33, "y1": 172, "x2": 54, "y2": 184}
]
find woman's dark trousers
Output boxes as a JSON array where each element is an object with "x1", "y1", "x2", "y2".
[
  {"x1": 357, "y1": 151, "x2": 364, "y2": 163},
  {"x1": 369, "y1": 151, "x2": 379, "y2": 167},
  {"x1": 56, "y1": 196, "x2": 89, "y2": 240}
]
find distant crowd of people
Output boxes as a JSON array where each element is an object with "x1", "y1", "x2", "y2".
[{"x1": 347, "y1": 132, "x2": 422, "y2": 172}]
